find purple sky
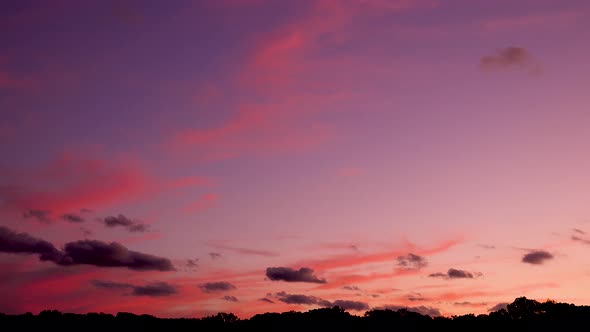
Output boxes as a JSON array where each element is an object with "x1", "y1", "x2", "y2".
[{"x1": 1, "y1": 0, "x2": 590, "y2": 318}]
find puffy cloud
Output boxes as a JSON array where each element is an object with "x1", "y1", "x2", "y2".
[
  {"x1": 396, "y1": 253, "x2": 427, "y2": 270},
  {"x1": 103, "y1": 214, "x2": 149, "y2": 233},
  {"x1": 266, "y1": 267, "x2": 326, "y2": 283},
  {"x1": 0, "y1": 226, "x2": 62, "y2": 261},
  {"x1": 198, "y1": 281, "x2": 236, "y2": 293},
  {"x1": 428, "y1": 268, "x2": 478, "y2": 279},
  {"x1": 522, "y1": 250, "x2": 553, "y2": 265}
]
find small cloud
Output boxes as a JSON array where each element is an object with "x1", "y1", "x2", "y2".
[
  {"x1": 522, "y1": 250, "x2": 553, "y2": 265},
  {"x1": 488, "y1": 302, "x2": 509, "y2": 312},
  {"x1": 454, "y1": 301, "x2": 488, "y2": 307},
  {"x1": 396, "y1": 253, "x2": 428, "y2": 270},
  {"x1": 266, "y1": 267, "x2": 326, "y2": 283},
  {"x1": 62, "y1": 213, "x2": 84, "y2": 223},
  {"x1": 209, "y1": 252, "x2": 222, "y2": 260},
  {"x1": 186, "y1": 259, "x2": 199, "y2": 268},
  {"x1": 211, "y1": 244, "x2": 278, "y2": 257},
  {"x1": 222, "y1": 295, "x2": 239, "y2": 302},
  {"x1": 479, "y1": 46, "x2": 541, "y2": 74},
  {"x1": 103, "y1": 214, "x2": 149, "y2": 233},
  {"x1": 80, "y1": 227, "x2": 92, "y2": 237},
  {"x1": 573, "y1": 228, "x2": 586, "y2": 235},
  {"x1": 429, "y1": 268, "x2": 478, "y2": 279},
  {"x1": 342, "y1": 285, "x2": 361, "y2": 291},
  {"x1": 478, "y1": 244, "x2": 496, "y2": 249},
  {"x1": 198, "y1": 281, "x2": 236, "y2": 293},
  {"x1": 259, "y1": 298, "x2": 274, "y2": 303},
  {"x1": 23, "y1": 209, "x2": 51, "y2": 223}
]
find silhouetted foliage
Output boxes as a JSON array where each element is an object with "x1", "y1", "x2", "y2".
[{"x1": 2, "y1": 297, "x2": 590, "y2": 331}]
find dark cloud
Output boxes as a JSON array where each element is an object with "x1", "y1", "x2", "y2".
[
  {"x1": 132, "y1": 282, "x2": 177, "y2": 296},
  {"x1": 92, "y1": 280, "x2": 177, "y2": 297},
  {"x1": 198, "y1": 281, "x2": 236, "y2": 293},
  {"x1": 266, "y1": 267, "x2": 326, "y2": 283},
  {"x1": 80, "y1": 227, "x2": 92, "y2": 237},
  {"x1": 573, "y1": 228, "x2": 586, "y2": 235},
  {"x1": 488, "y1": 302, "x2": 509, "y2": 312},
  {"x1": 272, "y1": 292, "x2": 331, "y2": 307},
  {"x1": 259, "y1": 298, "x2": 274, "y2": 303},
  {"x1": 331, "y1": 300, "x2": 369, "y2": 311},
  {"x1": 186, "y1": 259, "x2": 198, "y2": 268},
  {"x1": 103, "y1": 214, "x2": 149, "y2": 233},
  {"x1": 429, "y1": 268, "x2": 477, "y2": 279},
  {"x1": 375, "y1": 305, "x2": 441, "y2": 317},
  {"x1": 572, "y1": 235, "x2": 590, "y2": 245},
  {"x1": 62, "y1": 213, "x2": 84, "y2": 223},
  {"x1": 222, "y1": 295, "x2": 239, "y2": 302},
  {"x1": 479, "y1": 46, "x2": 541, "y2": 73},
  {"x1": 522, "y1": 250, "x2": 553, "y2": 264},
  {"x1": 396, "y1": 253, "x2": 427, "y2": 270},
  {"x1": 60, "y1": 240, "x2": 175, "y2": 271},
  {"x1": 0, "y1": 226, "x2": 62, "y2": 262},
  {"x1": 342, "y1": 285, "x2": 360, "y2": 291},
  {"x1": 23, "y1": 209, "x2": 51, "y2": 223},
  {"x1": 209, "y1": 252, "x2": 222, "y2": 260}
]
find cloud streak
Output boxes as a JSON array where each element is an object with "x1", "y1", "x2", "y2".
[
  {"x1": 198, "y1": 281, "x2": 236, "y2": 293},
  {"x1": 92, "y1": 280, "x2": 178, "y2": 297}
]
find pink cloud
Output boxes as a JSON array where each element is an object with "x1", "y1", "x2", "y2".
[
  {"x1": 0, "y1": 152, "x2": 213, "y2": 217},
  {"x1": 184, "y1": 193, "x2": 220, "y2": 213}
]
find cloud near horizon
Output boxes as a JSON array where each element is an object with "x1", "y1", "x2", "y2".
[{"x1": 92, "y1": 280, "x2": 178, "y2": 297}]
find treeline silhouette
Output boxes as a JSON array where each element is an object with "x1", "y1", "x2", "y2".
[{"x1": 2, "y1": 297, "x2": 589, "y2": 331}]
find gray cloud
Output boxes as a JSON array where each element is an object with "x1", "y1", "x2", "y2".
[
  {"x1": 209, "y1": 252, "x2": 222, "y2": 260},
  {"x1": 23, "y1": 209, "x2": 51, "y2": 223},
  {"x1": 222, "y1": 295, "x2": 239, "y2": 302},
  {"x1": 198, "y1": 281, "x2": 236, "y2": 293},
  {"x1": 62, "y1": 213, "x2": 84, "y2": 223},
  {"x1": 0, "y1": 226, "x2": 63, "y2": 262},
  {"x1": 266, "y1": 267, "x2": 326, "y2": 283},
  {"x1": 259, "y1": 298, "x2": 274, "y2": 303},
  {"x1": 331, "y1": 300, "x2": 369, "y2": 311},
  {"x1": 488, "y1": 302, "x2": 509, "y2": 312},
  {"x1": 572, "y1": 235, "x2": 590, "y2": 244},
  {"x1": 374, "y1": 304, "x2": 441, "y2": 317},
  {"x1": 396, "y1": 253, "x2": 427, "y2": 270},
  {"x1": 429, "y1": 268, "x2": 477, "y2": 279},
  {"x1": 212, "y1": 244, "x2": 278, "y2": 257},
  {"x1": 522, "y1": 250, "x2": 553, "y2": 264},
  {"x1": 92, "y1": 280, "x2": 177, "y2": 297},
  {"x1": 60, "y1": 240, "x2": 175, "y2": 271},
  {"x1": 103, "y1": 214, "x2": 149, "y2": 233},
  {"x1": 186, "y1": 259, "x2": 198, "y2": 268},
  {"x1": 479, "y1": 46, "x2": 541, "y2": 73},
  {"x1": 573, "y1": 228, "x2": 586, "y2": 235},
  {"x1": 342, "y1": 285, "x2": 361, "y2": 291},
  {"x1": 478, "y1": 244, "x2": 496, "y2": 249}
]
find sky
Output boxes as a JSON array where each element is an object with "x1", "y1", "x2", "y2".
[{"x1": 1, "y1": 0, "x2": 590, "y2": 318}]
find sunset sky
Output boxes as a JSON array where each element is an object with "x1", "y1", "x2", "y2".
[{"x1": 2, "y1": 0, "x2": 590, "y2": 318}]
